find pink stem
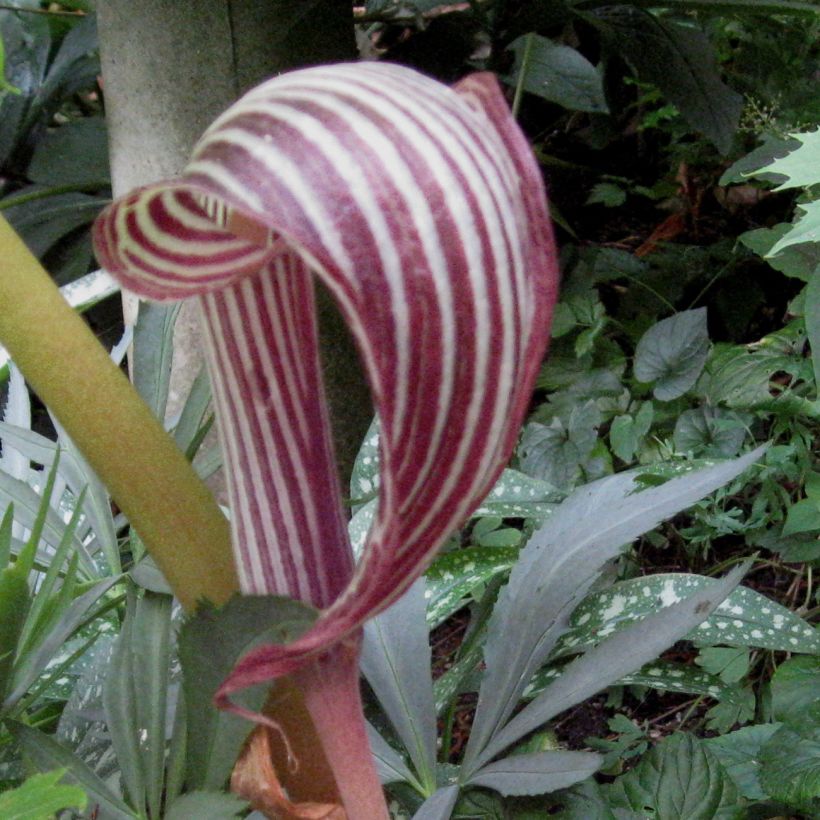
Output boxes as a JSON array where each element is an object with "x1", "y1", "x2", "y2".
[{"x1": 294, "y1": 633, "x2": 389, "y2": 819}]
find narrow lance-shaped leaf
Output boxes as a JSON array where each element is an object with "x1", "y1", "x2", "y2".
[{"x1": 92, "y1": 63, "x2": 559, "y2": 705}]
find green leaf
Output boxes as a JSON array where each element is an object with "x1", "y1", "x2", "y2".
[
  {"x1": 770, "y1": 656, "x2": 820, "y2": 727},
  {"x1": 609, "y1": 402, "x2": 653, "y2": 464},
  {"x1": 178, "y1": 594, "x2": 317, "y2": 791},
  {"x1": 695, "y1": 647, "x2": 749, "y2": 684},
  {"x1": 556, "y1": 572, "x2": 820, "y2": 656},
  {"x1": 756, "y1": 129, "x2": 820, "y2": 191},
  {"x1": 782, "y1": 497, "x2": 820, "y2": 535},
  {"x1": 0, "y1": 563, "x2": 30, "y2": 703},
  {"x1": 462, "y1": 450, "x2": 762, "y2": 773},
  {"x1": 759, "y1": 724, "x2": 820, "y2": 813},
  {"x1": 518, "y1": 401, "x2": 601, "y2": 489},
  {"x1": 586, "y1": 183, "x2": 626, "y2": 208},
  {"x1": 425, "y1": 547, "x2": 517, "y2": 628},
  {"x1": 805, "y1": 269, "x2": 820, "y2": 391},
  {"x1": 605, "y1": 733, "x2": 742, "y2": 819},
  {"x1": 8, "y1": 721, "x2": 134, "y2": 819},
  {"x1": 465, "y1": 750, "x2": 601, "y2": 796},
  {"x1": 133, "y1": 302, "x2": 180, "y2": 420},
  {"x1": 719, "y1": 134, "x2": 798, "y2": 185},
  {"x1": 705, "y1": 723, "x2": 781, "y2": 800},
  {"x1": 769, "y1": 199, "x2": 820, "y2": 255},
  {"x1": 739, "y1": 224, "x2": 820, "y2": 280},
  {"x1": 361, "y1": 582, "x2": 437, "y2": 793},
  {"x1": 633, "y1": 308, "x2": 710, "y2": 400},
  {"x1": 27, "y1": 117, "x2": 109, "y2": 187},
  {"x1": 350, "y1": 416, "x2": 380, "y2": 506},
  {"x1": 505, "y1": 34, "x2": 608, "y2": 114},
  {"x1": 474, "y1": 468, "x2": 561, "y2": 522},
  {"x1": 673, "y1": 406, "x2": 747, "y2": 457},
  {"x1": 0, "y1": 769, "x2": 87, "y2": 819},
  {"x1": 593, "y1": 9, "x2": 742, "y2": 153},
  {"x1": 703, "y1": 685, "x2": 756, "y2": 733},
  {"x1": 164, "y1": 791, "x2": 248, "y2": 820}
]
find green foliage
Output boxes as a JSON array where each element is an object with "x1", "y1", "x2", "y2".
[{"x1": 0, "y1": 768, "x2": 86, "y2": 819}]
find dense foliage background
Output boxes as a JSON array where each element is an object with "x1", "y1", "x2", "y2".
[{"x1": 0, "y1": 1, "x2": 819, "y2": 818}]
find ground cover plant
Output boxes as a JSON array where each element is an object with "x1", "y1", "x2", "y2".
[{"x1": 0, "y1": 1, "x2": 819, "y2": 818}]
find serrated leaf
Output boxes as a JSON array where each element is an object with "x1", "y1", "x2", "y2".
[
  {"x1": 605, "y1": 733, "x2": 742, "y2": 819},
  {"x1": 633, "y1": 309, "x2": 710, "y2": 400},
  {"x1": 695, "y1": 647, "x2": 749, "y2": 684},
  {"x1": 178, "y1": 594, "x2": 317, "y2": 791},
  {"x1": 462, "y1": 450, "x2": 762, "y2": 773},
  {"x1": 720, "y1": 134, "x2": 798, "y2": 185},
  {"x1": 705, "y1": 723, "x2": 781, "y2": 800},
  {"x1": 506, "y1": 34, "x2": 608, "y2": 113},
  {"x1": 555, "y1": 573, "x2": 820, "y2": 656},
  {"x1": 164, "y1": 790, "x2": 248, "y2": 820},
  {"x1": 759, "y1": 724, "x2": 820, "y2": 813},
  {"x1": 769, "y1": 199, "x2": 820, "y2": 255},
  {"x1": 586, "y1": 182, "x2": 626, "y2": 208},
  {"x1": 755, "y1": 129, "x2": 820, "y2": 190},
  {"x1": 361, "y1": 581, "x2": 437, "y2": 792},
  {"x1": 465, "y1": 750, "x2": 601, "y2": 796},
  {"x1": 425, "y1": 547, "x2": 517, "y2": 628},
  {"x1": 739, "y1": 224, "x2": 820, "y2": 280},
  {"x1": 0, "y1": 769, "x2": 87, "y2": 820}
]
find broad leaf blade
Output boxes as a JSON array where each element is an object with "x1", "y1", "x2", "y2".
[
  {"x1": 605, "y1": 733, "x2": 742, "y2": 820},
  {"x1": 462, "y1": 448, "x2": 763, "y2": 770},
  {"x1": 633, "y1": 308, "x2": 710, "y2": 400}
]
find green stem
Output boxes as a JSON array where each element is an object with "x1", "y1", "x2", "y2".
[
  {"x1": 0, "y1": 215, "x2": 237, "y2": 610},
  {"x1": 511, "y1": 32, "x2": 534, "y2": 120}
]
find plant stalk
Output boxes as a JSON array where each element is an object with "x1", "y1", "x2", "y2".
[
  {"x1": 0, "y1": 216, "x2": 237, "y2": 610},
  {"x1": 295, "y1": 635, "x2": 389, "y2": 819}
]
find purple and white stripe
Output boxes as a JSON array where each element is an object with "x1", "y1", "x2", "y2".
[{"x1": 92, "y1": 62, "x2": 558, "y2": 704}]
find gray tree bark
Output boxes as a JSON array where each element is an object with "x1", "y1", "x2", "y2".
[{"x1": 97, "y1": 0, "x2": 372, "y2": 486}]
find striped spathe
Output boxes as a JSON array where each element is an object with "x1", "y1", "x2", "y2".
[{"x1": 92, "y1": 62, "x2": 559, "y2": 710}]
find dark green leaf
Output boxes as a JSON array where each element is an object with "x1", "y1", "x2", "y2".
[
  {"x1": 27, "y1": 117, "x2": 109, "y2": 187},
  {"x1": 426, "y1": 547, "x2": 517, "y2": 629},
  {"x1": 506, "y1": 34, "x2": 608, "y2": 114},
  {"x1": 605, "y1": 733, "x2": 742, "y2": 819},
  {"x1": 178, "y1": 594, "x2": 317, "y2": 791},
  {"x1": 759, "y1": 724, "x2": 820, "y2": 813},
  {"x1": 673, "y1": 406, "x2": 747, "y2": 457},
  {"x1": 705, "y1": 723, "x2": 781, "y2": 800},
  {"x1": 133, "y1": 303, "x2": 180, "y2": 420},
  {"x1": 770, "y1": 656, "x2": 820, "y2": 727},
  {"x1": 593, "y1": 9, "x2": 742, "y2": 153},
  {"x1": 633, "y1": 309, "x2": 710, "y2": 401}
]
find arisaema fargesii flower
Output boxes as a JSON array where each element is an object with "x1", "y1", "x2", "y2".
[{"x1": 93, "y1": 62, "x2": 558, "y2": 815}]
